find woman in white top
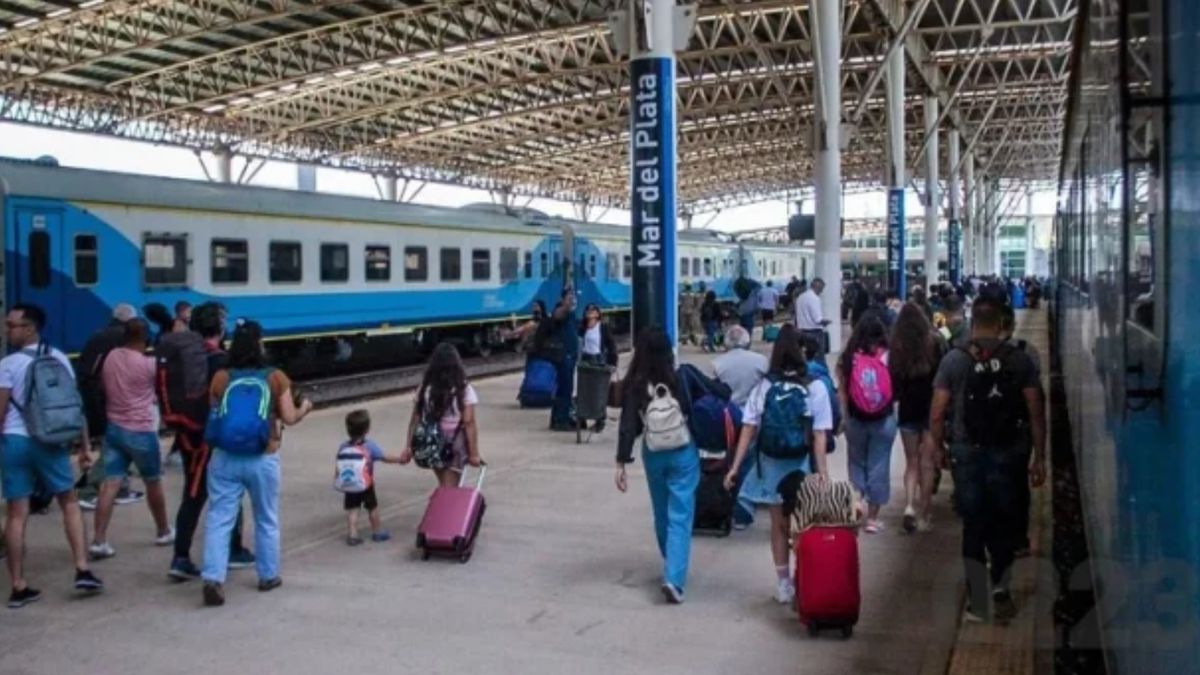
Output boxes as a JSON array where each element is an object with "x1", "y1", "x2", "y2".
[
  {"x1": 401, "y1": 342, "x2": 483, "y2": 487},
  {"x1": 577, "y1": 303, "x2": 618, "y2": 368},
  {"x1": 724, "y1": 324, "x2": 832, "y2": 605}
]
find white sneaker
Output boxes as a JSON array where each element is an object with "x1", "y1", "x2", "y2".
[
  {"x1": 775, "y1": 578, "x2": 795, "y2": 605},
  {"x1": 88, "y1": 541, "x2": 115, "y2": 560},
  {"x1": 155, "y1": 528, "x2": 176, "y2": 546}
]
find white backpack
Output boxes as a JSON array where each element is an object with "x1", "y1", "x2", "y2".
[
  {"x1": 333, "y1": 443, "x2": 371, "y2": 493},
  {"x1": 642, "y1": 383, "x2": 691, "y2": 452}
]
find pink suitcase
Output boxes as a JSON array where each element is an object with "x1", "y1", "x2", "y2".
[{"x1": 416, "y1": 465, "x2": 486, "y2": 563}]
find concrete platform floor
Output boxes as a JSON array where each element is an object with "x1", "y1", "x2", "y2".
[{"x1": 0, "y1": 338, "x2": 976, "y2": 675}]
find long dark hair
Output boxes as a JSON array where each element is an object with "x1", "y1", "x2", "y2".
[
  {"x1": 840, "y1": 314, "x2": 888, "y2": 380},
  {"x1": 418, "y1": 341, "x2": 467, "y2": 421},
  {"x1": 228, "y1": 320, "x2": 266, "y2": 369},
  {"x1": 622, "y1": 327, "x2": 677, "y2": 399},
  {"x1": 889, "y1": 303, "x2": 937, "y2": 380},
  {"x1": 768, "y1": 324, "x2": 808, "y2": 382}
]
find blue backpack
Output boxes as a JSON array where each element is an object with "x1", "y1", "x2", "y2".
[
  {"x1": 205, "y1": 369, "x2": 274, "y2": 455},
  {"x1": 689, "y1": 394, "x2": 742, "y2": 452},
  {"x1": 757, "y1": 378, "x2": 812, "y2": 460},
  {"x1": 805, "y1": 359, "x2": 841, "y2": 454}
]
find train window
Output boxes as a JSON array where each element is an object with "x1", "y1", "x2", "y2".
[
  {"x1": 692, "y1": 257, "x2": 700, "y2": 276},
  {"x1": 680, "y1": 257, "x2": 689, "y2": 276},
  {"x1": 500, "y1": 248, "x2": 519, "y2": 283},
  {"x1": 539, "y1": 252, "x2": 548, "y2": 278},
  {"x1": 320, "y1": 243, "x2": 349, "y2": 283},
  {"x1": 74, "y1": 234, "x2": 98, "y2": 286},
  {"x1": 440, "y1": 247, "x2": 461, "y2": 282},
  {"x1": 472, "y1": 249, "x2": 491, "y2": 281},
  {"x1": 404, "y1": 246, "x2": 427, "y2": 282},
  {"x1": 588, "y1": 255, "x2": 596, "y2": 278},
  {"x1": 523, "y1": 251, "x2": 533, "y2": 279},
  {"x1": 144, "y1": 234, "x2": 188, "y2": 286},
  {"x1": 211, "y1": 238, "x2": 248, "y2": 284},
  {"x1": 365, "y1": 245, "x2": 391, "y2": 282},
  {"x1": 622, "y1": 254, "x2": 632, "y2": 278},
  {"x1": 704, "y1": 258, "x2": 713, "y2": 277},
  {"x1": 606, "y1": 253, "x2": 619, "y2": 280},
  {"x1": 28, "y1": 230, "x2": 50, "y2": 289},
  {"x1": 269, "y1": 241, "x2": 302, "y2": 283}
]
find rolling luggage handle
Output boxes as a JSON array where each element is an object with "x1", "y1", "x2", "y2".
[{"x1": 458, "y1": 462, "x2": 487, "y2": 491}]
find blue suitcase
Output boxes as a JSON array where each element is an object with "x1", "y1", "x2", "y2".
[{"x1": 519, "y1": 358, "x2": 557, "y2": 408}]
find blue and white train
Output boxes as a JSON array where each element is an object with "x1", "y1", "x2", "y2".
[{"x1": 0, "y1": 158, "x2": 811, "y2": 375}]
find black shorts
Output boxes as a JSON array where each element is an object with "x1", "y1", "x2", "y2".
[
  {"x1": 344, "y1": 485, "x2": 378, "y2": 511},
  {"x1": 762, "y1": 309, "x2": 776, "y2": 322}
]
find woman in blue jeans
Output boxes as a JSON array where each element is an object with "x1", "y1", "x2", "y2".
[
  {"x1": 200, "y1": 321, "x2": 312, "y2": 607},
  {"x1": 837, "y1": 314, "x2": 898, "y2": 534},
  {"x1": 614, "y1": 327, "x2": 698, "y2": 605}
]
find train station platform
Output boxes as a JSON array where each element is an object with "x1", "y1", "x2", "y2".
[{"x1": 0, "y1": 313, "x2": 1052, "y2": 675}]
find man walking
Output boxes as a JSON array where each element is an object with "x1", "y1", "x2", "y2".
[
  {"x1": 930, "y1": 297, "x2": 1046, "y2": 623},
  {"x1": 794, "y1": 277, "x2": 830, "y2": 357},
  {"x1": 0, "y1": 304, "x2": 103, "y2": 608}
]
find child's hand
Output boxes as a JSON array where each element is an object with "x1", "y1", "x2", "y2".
[
  {"x1": 399, "y1": 448, "x2": 413, "y2": 465},
  {"x1": 467, "y1": 454, "x2": 482, "y2": 467}
]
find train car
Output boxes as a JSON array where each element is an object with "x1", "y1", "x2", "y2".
[{"x1": 1053, "y1": 1, "x2": 1200, "y2": 672}]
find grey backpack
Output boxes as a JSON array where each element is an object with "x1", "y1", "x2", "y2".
[{"x1": 16, "y1": 345, "x2": 86, "y2": 444}]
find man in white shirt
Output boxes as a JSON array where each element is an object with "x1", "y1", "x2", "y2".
[
  {"x1": 0, "y1": 304, "x2": 104, "y2": 608},
  {"x1": 793, "y1": 277, "x2": 830, "y2": 356}
]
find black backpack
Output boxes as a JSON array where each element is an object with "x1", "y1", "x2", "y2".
[
  {"x1": 156, "y1": 330, "x2": 210, "y2": 431},
  {"x1": 961, "y1": 342, "x2": 1028, "y2": 446}
]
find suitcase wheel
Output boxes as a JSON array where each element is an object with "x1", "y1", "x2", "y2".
[
  {"x1": 806, "y1": 622, "x2": 820, "y2": 637},
  {"x1": 452, "y1": 536, "x2": 464, "y2": 553},
  {"x1": 459, "y1": 551, "x2": 472, "y2": 564},
  {"x1": 840, "y1": 626, "x2": 853, "y2": 639},
  {"x1": 421, "y1": 549, "x2": 431, "y2": 561},
  {"x1": 415, "y1": 533, "x2": 426, "y2": 548}
]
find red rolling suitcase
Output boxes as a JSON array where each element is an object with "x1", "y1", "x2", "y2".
[
  {"x1": 416, "y1": 465, "x2": 486, "y2": 563},
  {"x1": 795, "y1": 526, "x2": 860, "y2": 637}
]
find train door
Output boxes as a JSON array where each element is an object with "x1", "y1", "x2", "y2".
[{"x1": 10, "y1": 206, "x2": 66, "y2": 348}]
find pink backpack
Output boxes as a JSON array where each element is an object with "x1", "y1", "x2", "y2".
[{"x1": 848, "y1": 349, "x2": 893, "y2": 419}]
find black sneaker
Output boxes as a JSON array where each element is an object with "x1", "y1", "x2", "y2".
[
  {"x1": 203, "y1": 581, "x2": 225, "y2": 606},
  {"x1": 660, "y1": 583, "x2": 684, "y2": 605},
  {"x1": 993, "y1": 589, "x2": 1017, "y2": 623},
  {"x1": 257, "y1": 577, "x2": 282, "y2": 593},
  {"x1": 169, "y1": 558, "x2": 202, "y2": 582},
  {"x1": 74, "y1": 569, "x2": 104, "y2": 592},
  {"x1": 7, "y1": 587, "x2": 41, "y2": 609}
]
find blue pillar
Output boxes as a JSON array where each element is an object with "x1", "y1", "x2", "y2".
[
  {"x1": 887, "y1": 188, "x2": 906, "y2": 299},
  {"x1": 948, "y1": 219, "x2": 962, "y2": 285}
]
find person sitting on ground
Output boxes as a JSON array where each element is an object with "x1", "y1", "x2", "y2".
[
  {"x1": 169, "y1": 302, "x2": 255, "y2": 581},
  {"x1": 201, "y1": 320, "x2": 312, "y2": 607},
  {"x1": 400, "y1": 342, "x2": 483, "y2": 487},
  {"x1": 724, "y1": 323, "x2": 832, "y2": 605},
  {"x1": 930, "y1": 296, "x2": 1046, "y2": 624},
  {"x1": 88, "y1": 318, "x2": 174, "y2": 560},
  {"x1": 0, "y1": 304, "x2": 104, "y2": 608},
  {"x1": 614, "y1": 327, "x2": 698, "y2": 605},
  {"x1": 339, "y1": 410, "x2": 403, "y2": 546}
]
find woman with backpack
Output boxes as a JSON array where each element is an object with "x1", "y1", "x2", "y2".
[
  {"x1": 889, "y1": 304, "x2": 943, "y2": 534},
  {"x1": 836, "y1": 315, "x2": 897, "y2": 534},
  {"x1": 723, "y1": 324, "x2": 833, "y2": 605},
  {"x1": 614, "y1": 327, "x2": 698, "y2": 605},
  {"x1": 401, "y1": 342, "x2": 483, "y2": 487},
  {"x1": 201, "y1": 320, "x2": 312, "y2": 607}
]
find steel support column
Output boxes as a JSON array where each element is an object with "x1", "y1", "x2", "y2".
[
  {"x1": 885, "y1": 0, "x2": 906, "y2": 299},
  {"x1": 923, "y1": 96, "x2": 939, "y2": 290},
  {"x1": 947, "y1": 129, "x2": 961, "y2": 285},
  {"x1": 382, "y1": 175, "x2": 398, "y2": 201},
  {"x1": 629, "y1": 0, "x2": 680, "y2": 344},
  {"x1": 812, "y1": 0, "x2": 843, "y2": 350},
  {"x1": 214, "y1": 147, "x2": 232, "y2": 184},
  {"x1": 963, "y1": 151, "x2": 975, "y2": 276}
]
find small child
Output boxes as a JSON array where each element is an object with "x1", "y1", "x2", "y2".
[{"x1": 338, "y1": 410, "x2": 403, "y2": 546}]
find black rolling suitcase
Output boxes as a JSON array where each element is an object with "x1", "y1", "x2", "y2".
[{"x1": 693, "y1": 451, "x2": 736, "y2": 537}]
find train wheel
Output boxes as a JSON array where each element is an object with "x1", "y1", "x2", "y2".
[{"x1": 472, "y1": 331, "x2": 493, "y2": 358}]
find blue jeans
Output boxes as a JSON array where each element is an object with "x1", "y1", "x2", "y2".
[
  {"x1": 703, "y1": 320, "x2": 720, "y2": 351},
  {"x1": 951, "y1": 442, "x2": 1025, "y2": 612},
  {"x1": 102, "y1": 423, "x2": 163, "y2": 481},
  {"x1": 642, "y1": 444, "x2": 700, "y2": 591},
  {"x1": 551, "y1": 354, "x2": 576, "y2": 426},
  {"x1": 739, "y1": 313, "x2": 755, "y2": 341},
  {"x1": 845, "y1": 414, "x2": 898, "y2": 506},
  {"x1": 202, "y1": 450, "x2": 280, "y2": 584}
]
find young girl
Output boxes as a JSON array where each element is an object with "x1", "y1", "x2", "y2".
[
  {"x1": 724, "y1": 324, "x2": 833, "y2": 605},
  {"x1": 837, "y1": 315, "x2": 897, "y2": 534},
  {"x1": 889, "y1": 304, "x2": 943, "y2": 533},
  {"x1": 401, "y1": 343, "x2": 483, "y2": 486}
]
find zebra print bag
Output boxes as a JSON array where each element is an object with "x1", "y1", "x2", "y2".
[{"x1": 788, "y1": 474, "x2": 865, "y2": 533}]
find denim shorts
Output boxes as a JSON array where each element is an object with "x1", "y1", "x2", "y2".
[
  {"x1": 103, "y1": 423, "x2": 163, "y2": 481},
  {"x1": 1, "y1": 434, "x2": 75, "y2": 501}
]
